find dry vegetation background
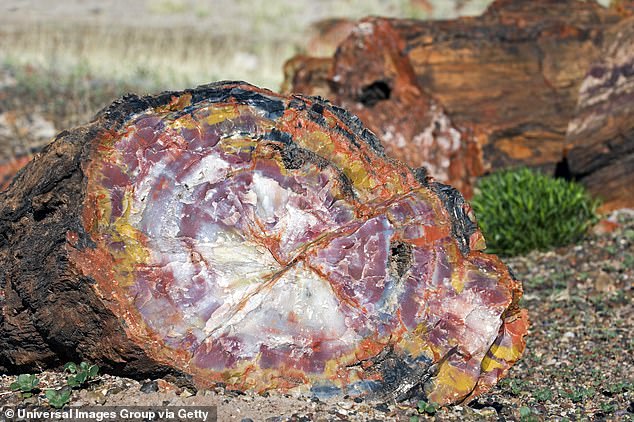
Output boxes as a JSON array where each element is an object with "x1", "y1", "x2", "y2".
[
  {"x1": 0, "y1": 0, "x2": 507, "y2": 160},
  {"x1": 1, "y1": 0, "x2": 502, "y2": 93}
]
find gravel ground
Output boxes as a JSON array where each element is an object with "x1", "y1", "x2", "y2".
[{"x1": 1, "y1": 210, "x2": 632, "y2": 421}]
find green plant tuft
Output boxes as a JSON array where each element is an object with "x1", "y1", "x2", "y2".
[
  {"x1": 45, "y1": 387, "x2": 72, "y2": 409},
  {"x1": 470, "y1": 168, "x2": 599, "y2": 256},
  {"x1": 417, "y1": 400, "x2": 438, "y2": 415},
  {"x1": 65, "y1": 361, "x2": 100, "y2": 388},
  {"x1": 9, "y1": 374, "x2": 39, "y2": 398}
]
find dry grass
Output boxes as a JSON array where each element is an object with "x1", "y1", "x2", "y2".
[{"x1": 0, "y1": 0, "x2": 496, "y2": 93}]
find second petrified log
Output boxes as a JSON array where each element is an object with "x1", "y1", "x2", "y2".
[
  {"x1": 0, "y1": 82, "x2": 527, "y2": 405},
  {"x1": 298, "y1": 19, "x2": 483, "y2": 198},
  {"x1": 284, "y1": 0, "x2": 624, "y2": 196}
]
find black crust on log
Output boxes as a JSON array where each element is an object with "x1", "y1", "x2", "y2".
[
  {"x1": 430, "y1": 182, "x2": 478, "y2": 256},
  {"x1": 99, "y1": 81, "x2": 385, "y2": 157},
  {"x1": 413, "y1": 167, "x2": 431, "y2": 188},
  {"x1": 0, "y1": 127, "x2": 188, "y2": 381},
  {"x1": 265, "y1": 130, "x2": 357, "y2": 200},
  {"x1": 354, "y1": 345, "x2": 434, "y2": 402}
]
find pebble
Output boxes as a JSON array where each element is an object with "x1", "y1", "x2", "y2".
[
  {"x1": 107, "y1": 385, "x2": 125, "y2": 395},
  {"x1": 140, "y1": 380, "x2": 159, "y2": 393},
  {"x1": 85, "y1": 390, "x2": 107, "y2": 405},
  {"x1": 337, "y1": 401, "x2": 352, "y2": 409},
  {"x1": 473, "y1": 407, "x2": 497, "y2": 417},
  {"x1": 179, "y1": 389, "x2": 194, "y2": 398},
  {"x1": 374, "y1": 403, "x2": 390, "y2": 413}
]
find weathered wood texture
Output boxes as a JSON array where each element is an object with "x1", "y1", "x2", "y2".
[
  {"x1": 566, "y1": 17, "x2": 634, "y2": 211},
  {"x1": 283, "y1": 0, "x2": 624, "y2": 199},
  {"x1": 0, "y1": 82, "x2": 527, "y2": 405}
]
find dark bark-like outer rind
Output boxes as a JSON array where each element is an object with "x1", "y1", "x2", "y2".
[
  {"x1": 0, "y1": 81, "x2": 403, "y2": 376},
  {"x1": 566, "y1": 17, "x2": 634, "y2": 211},
  {"x1": 0, "y1": 123, "x2": 185, "y2": 379}
]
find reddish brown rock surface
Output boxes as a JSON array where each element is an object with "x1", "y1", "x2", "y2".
[
  {"x1": 566, "y1": 17, "x2": 634, "y2": 211},
  {"x1": 402, "y1": 0, "x2": 622, "y2": 173},
  {"x1": 283, "y1": 0, "x2": 624, "y2": 198},
  {"x1": 0, "y1": 155, "x2": 31, "y2": 191}
]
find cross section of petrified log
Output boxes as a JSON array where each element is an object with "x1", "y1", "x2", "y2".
[{"x1": 0, "y1": 82, "x2": 527, "y2": 405}]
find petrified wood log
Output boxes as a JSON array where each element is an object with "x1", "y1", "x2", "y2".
[
  {"x1": 566, "y1": 16, "x2": 634, "y2": 211},
  {"x1": 402, "y1": 0, "x2": 621, "y2": 171},
  {"x1": 284, "y1": 0, "x2": 624, "y2": 195},
  {"x1": 0, "y1": 82, "x2": 527, "y2": 405}
]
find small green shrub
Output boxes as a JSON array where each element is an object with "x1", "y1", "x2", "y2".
[
  {"x1": 64, "y1": 361, "x2": 100, "y2": 388},
  {"x1": 8, "y1": 361, "x2": 101, "y2": 408},
  {"x1": 45, "y1": 387, "x2": 72, "y2": 409},
  {"x1": 417, "y1": 400, "x2": 438, "y2": 415},
  {"x1": 471, "y1": 168, "x2": 599, "y2": 256},
  {"x1": 9, "y1": 374, "x2": 39, "y2": 398},
  {"x1": 533, "y1": 387, "x2": 553, "y2": 402},
  {"x1": 561, "y1": 387, "x2": 596, "y2": 403},
  {"x1": 519, "y1": 406, "x2": 539, "y2": 422}
]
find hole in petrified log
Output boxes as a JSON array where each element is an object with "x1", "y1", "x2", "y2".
[
  {"x1": 390, "y1": 241, "x2": 412, "y2": 278},
  {"x1": 33, "y1": 204, "x2": 56, "y2": 222},
  {"x1": 554, "y1": 156, "x2": 572, "y2": 180},
  {"x1": 358, "y1": 81, "x2": 391, "y2": 107}
]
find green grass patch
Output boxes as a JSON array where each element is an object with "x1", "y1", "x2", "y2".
[{"x1": 471, "y1": 168, "x2": 599, "y2": 256}]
